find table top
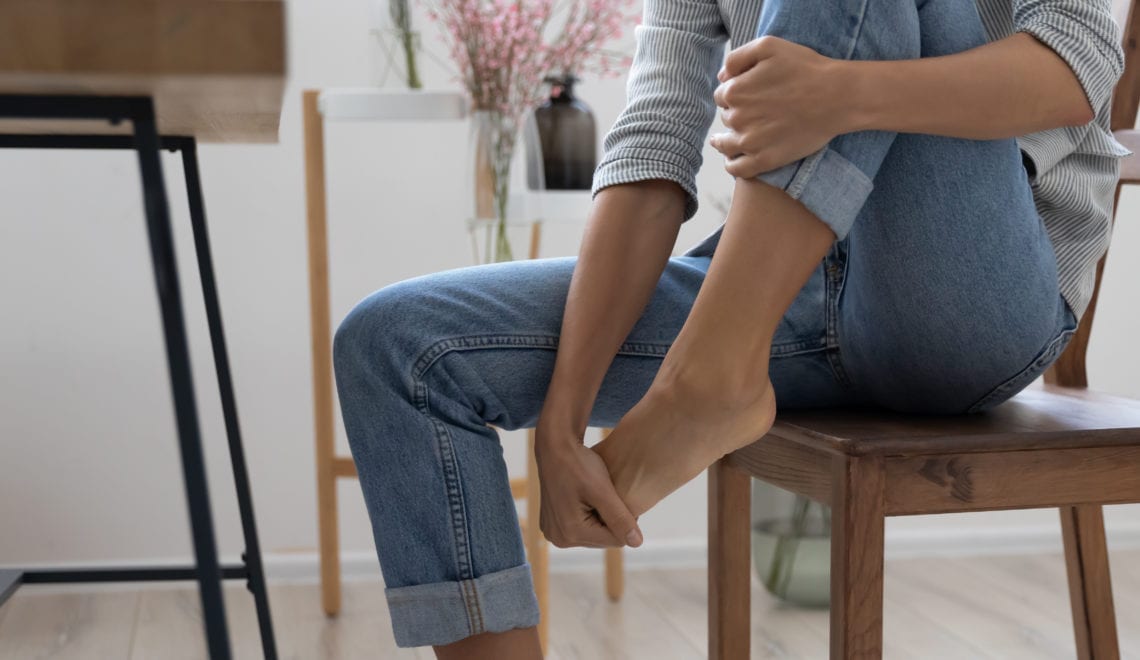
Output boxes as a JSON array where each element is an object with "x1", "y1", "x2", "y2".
[{"x1": 0, "y1": 0, "x2": 286, "y2": 143}]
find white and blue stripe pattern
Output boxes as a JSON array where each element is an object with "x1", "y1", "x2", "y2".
[{"x1": 592, "y1": 0, "x2": 1130, "y2": 321}]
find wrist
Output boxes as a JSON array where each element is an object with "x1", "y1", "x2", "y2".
[
  {"x1": 831, "y1": 59, "x2": 882, "y2": 133},
  {"x1": 537, "y1": 394, "x2": 591, "y2": 443}
]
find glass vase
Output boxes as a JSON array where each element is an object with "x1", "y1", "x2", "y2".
[
  {"x1": 367, "y1": 0, "x2": 423, "y2": 89},
  {"x1": 468, "y1": 110, "x2": 530, "y2": 263},
  {"x1": 751, "y1": 479, "x2": 832, "y2": 608}
]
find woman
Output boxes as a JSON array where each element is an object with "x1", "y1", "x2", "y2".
[{"x1": 333, "y1": 0, "x2": 1129, "y2": 656}]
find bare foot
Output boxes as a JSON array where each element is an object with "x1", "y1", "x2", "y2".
[{"x1": 594, "y1": 370, "x2": 776, "y2": 517}]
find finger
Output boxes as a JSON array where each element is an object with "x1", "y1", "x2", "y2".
[
  {"x1": 709, "y1": 131, "x2": 744, "y2": 157},
  {"x1": 588, "y1": 486, "x2": 643, "y2": 548},
  {"x1": 558, "y1": 506, "x2": 622, "y2": 548},
  {"x1": 724, "y1": 152, "x2": 769, "y2": 179},
  {"x1": 713, "y1": 80, "x2": 730, "y2": 108},
  {"x1": 723, "y1": 35, "x2": 778, "y2": 79}
]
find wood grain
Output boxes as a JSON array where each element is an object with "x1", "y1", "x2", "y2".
[
  {"x1": 304, "y1": 89, "x2": 340, "y2": 618},
  {"x1": 830, "y1": 454, "x2": 885, "y2": 659},
  {"x1": 708, "y1": 457, "x2": 751, "y2": 660},
  {"x1": 3, "y1": 554, "x2": 1140, "y2": 659},
  {"x1": 884, "y1": 445, "x2": 1140, "y2": 515},
  {"x1": 1061, "y1": 506, "x2": 1121, "y2": 660},
  {"x1": 0, "y1": 0, "x2": 285, "y2": 142},
  {"x1": 771, "y1": 387, "x2": 1140, "y2": 457},
  {"x1": 727, "y1": 431, "x2": 834, "y2": 504},
  {"x1": 0, "y1": 590, "x2": 137, "y2": 659}
]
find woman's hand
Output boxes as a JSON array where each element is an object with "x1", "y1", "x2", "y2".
[
  {"x1": 534, "y1": 424, "x2": 643, "y2": 549},
  {"x1": 711, "y1": 36, "x2": 851, "y2": 178}
]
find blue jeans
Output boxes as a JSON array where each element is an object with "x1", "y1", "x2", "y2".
[{"x1": 333, "y1": 0, "x2": 1079, "y2": 648}]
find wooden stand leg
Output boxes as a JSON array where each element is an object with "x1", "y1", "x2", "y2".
[
  {"x1": 526, "y1": 428, "x2": 550, "y2": 652},
  {"x1": 604, "y1": 547, "x2": 624, "y2": 602},
  {"x1": 709, "y1": 456, "x2": 751, "y2": 660},
  {"x1": 304, "y1": 89, "x2": 341, "y2": 617},
  {"x1": 830, "y1": 455, "x2": 885, "y2": 659},
  {"x1": 1061, "y1": 505, "x2": 1120, "y2": 660},
  {"x1": 600, "y1": 428, "x2": 625, "y2": 602}
]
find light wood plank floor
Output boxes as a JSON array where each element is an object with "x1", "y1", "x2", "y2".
[{"x1": 1, "y1": 551, "x2": 1138, "y2": 659}]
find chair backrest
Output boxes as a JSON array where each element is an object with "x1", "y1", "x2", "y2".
[{"x1": 1045, "y1": 0, "x2": 1140, "y2": 387}]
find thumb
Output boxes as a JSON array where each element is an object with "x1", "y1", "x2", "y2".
[{"x1": 590, "y1": 486, "x2": 643, "y2": 548}]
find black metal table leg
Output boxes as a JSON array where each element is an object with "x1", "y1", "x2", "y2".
[
  {"x1": 180, "y1": 138, "x2": 278, "y2": 660},
  {"x1": 130, "y1": 99, "x2": 232, "y2": 660},
  {"x1": 0, "y1": 97, "x2": 279, "y2": 660}
]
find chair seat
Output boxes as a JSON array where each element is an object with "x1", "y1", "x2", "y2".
[{"x1": 768, "y1": 384, "x2": 1140, "y2": 457}]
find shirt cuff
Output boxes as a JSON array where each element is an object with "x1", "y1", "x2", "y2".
[
  {"x1": 592, "y1": 146, "x2": 701, "y2": 220},
  {"x1": 1018, "y1": 17, "x2": 1122, "y2": 117}
]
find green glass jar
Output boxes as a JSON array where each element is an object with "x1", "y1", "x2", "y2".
[{"x1": 751, "y1": 479, "x2": 832, "y2": 608}]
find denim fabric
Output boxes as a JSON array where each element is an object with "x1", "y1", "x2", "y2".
[{"x1": 333, "y1": 0, "x2": 1079, "y2": 648}]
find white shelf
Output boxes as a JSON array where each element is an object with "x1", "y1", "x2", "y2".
[
  {"x1": 464, "y1": 190, "x2": 593, "y2": 227},
  {"x1": 318, "y1": 88, "x2": 468, "y2": 122}
]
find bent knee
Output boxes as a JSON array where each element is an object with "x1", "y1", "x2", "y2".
[{"x1": 334, "y1": 280, "x2": 433, "y2": 383}]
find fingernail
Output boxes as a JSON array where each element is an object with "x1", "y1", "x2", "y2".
[{"x1": 626, "y1": 529, "x2": 643, "y2": 547}]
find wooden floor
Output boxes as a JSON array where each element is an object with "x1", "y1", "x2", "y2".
[{"x1": 1, "y1": 551, "x2": 1138, "y2": 659}]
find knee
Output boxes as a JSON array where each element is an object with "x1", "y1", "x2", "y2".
[
  {"x1": 758, "y1": 0, "x2": 920, "y2": 63},
  {"x1": 333, "y1": 280, "x2": 429, "y2": 388}
]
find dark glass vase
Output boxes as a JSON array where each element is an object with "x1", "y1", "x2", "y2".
[{"x1": 533, "y1": 75, "x2": 597, "y2": 190}]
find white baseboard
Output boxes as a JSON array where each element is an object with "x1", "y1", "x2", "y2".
[
  {"x1": 11, "y1": 522, "x2": 1139, "y2": 591},
  {"x1": 262, "y1": 520, "x2": 1140, "y2": 582}
]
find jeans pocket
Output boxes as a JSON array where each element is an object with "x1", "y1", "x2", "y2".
[{"x1": 965, "y1": 319, "x2": 1078, "y2": 415}]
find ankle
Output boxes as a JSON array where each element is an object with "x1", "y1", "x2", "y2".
[{"x1": 655, "y1": 352, "x2": 774, "y2": 414}]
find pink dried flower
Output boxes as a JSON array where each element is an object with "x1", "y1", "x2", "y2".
[{"x1": 429, "y1": 0, "x2": 637, "y2": 125}]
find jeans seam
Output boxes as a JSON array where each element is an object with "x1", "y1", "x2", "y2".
[
  {"x1": 411, "y1": 333, "x2": 674, "y2": 382},
  {"x1": 771, "y1": 339, "x2": 828, "y2": 357},
  {"x1": 412, "y1": 378, "x2": 478, "y2": 636},
  {"x1": 824, "y1": 244, "x2": 854, "y2": 388}
]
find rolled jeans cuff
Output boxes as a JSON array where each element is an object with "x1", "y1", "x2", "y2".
[
  {"x1": 385, "y1": 563, "x2": 540, "y2": 648},
  {"x1": 755, "y1": 146, "x2": 874, "y2": 241}
]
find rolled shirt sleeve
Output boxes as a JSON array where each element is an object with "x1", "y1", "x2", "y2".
[
  {"x1": 591, "y1": 0, "x2": 728, "y2": 220},
  {"x1": 1015, "y1": 0, "x2": 1125, "y2": 116}
]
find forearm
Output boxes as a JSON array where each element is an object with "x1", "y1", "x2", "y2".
[
  {"x1": 539, "y1": 180, "x2": 684, "y2": 438},
  {"x1": 844, "y1": 33, "x2": 1094, "y2": 139}
]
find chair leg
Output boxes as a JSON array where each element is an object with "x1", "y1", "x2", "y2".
[
  {"x1": 1061, "y1": 505, "x2": 1120, "y2": 660},
  {"x1": 526, "y1": 428, "x2": 550, "y2": 653},
  {"x1": 830, "y1": 455, "x2": 885, "y2": 660},
  {"x1": 708, "y1": 456, "x2": 751, "y2": 660}
]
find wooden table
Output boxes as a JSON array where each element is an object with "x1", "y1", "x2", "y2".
[{"x1": 0, "y1": 2, "x2": 285, "y2": 659}]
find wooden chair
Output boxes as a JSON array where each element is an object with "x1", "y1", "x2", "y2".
[
  {"x1": 301, "y1": 90, "x2": 622, "y2": 654},
  {"x1": 707, "y1": 1, "x2": 1140, "y2": 657}
]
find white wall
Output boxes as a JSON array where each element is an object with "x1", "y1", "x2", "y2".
[{"x1": 2, "y1": 0, "x2": 1138, "y2": 576}]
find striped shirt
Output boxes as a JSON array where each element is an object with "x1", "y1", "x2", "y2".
[{"x1": 592, "y1": 0, "x2": 1131, "y2": 321}]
